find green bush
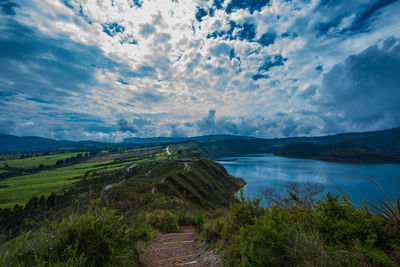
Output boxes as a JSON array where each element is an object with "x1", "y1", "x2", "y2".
[
  {"x1": 147, "y1": 210, "x2": 179, "y2": 233},
  {"x1": 132, "y1": 224, "x2": 154, "y2": 242},
  {"x1": 204, "y1": 192, "x2": 400, "y2": 267},
  {"x1": 193, "y1": 213, "x2": 206, "y2": 233},
  {"x1": 0, "y1": 199, "x2": 140, "y2": 266},
  {"x1": 203, "y1": 218, "x2": 224, "y2": 242}
]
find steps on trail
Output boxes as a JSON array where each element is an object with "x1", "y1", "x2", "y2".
[{"x1": 141, "y1": 226, "x2": 220, "y2": 267}]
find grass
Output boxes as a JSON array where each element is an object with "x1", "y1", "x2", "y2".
[
  {"x1": 0, "y1": 153, "x2": 245, "y2": 266},
  {"x1": 0, "y1": 151, "x2": 171, "y2": 208},
  {"x1": 0, "y1": 152, "x2": 87, "y2": 169},
  {"x1": 200, "y1": 192, "x2": 400, "y2": 267},
  {"x1": 0, "y1": 201, "x2": 143, "y2": 266}
]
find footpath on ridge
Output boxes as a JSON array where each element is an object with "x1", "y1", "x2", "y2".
[{"x1": 141, "y1": 226, "x2": 221, "y2": 267}]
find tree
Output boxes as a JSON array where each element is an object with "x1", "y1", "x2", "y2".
[
  {"x1": 38, "y1": 196, "x2": 47, "y2": 209},
  {"x1": 259, "y1": 182, "x2": 325, "y2": 208},
  {"x1": 47, "y1": 193, "x2": 57, "y2": 209}
]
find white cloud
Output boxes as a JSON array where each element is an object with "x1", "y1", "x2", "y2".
[{"x1": 1, "y1": 0, "x2": 399, "y2": 140}]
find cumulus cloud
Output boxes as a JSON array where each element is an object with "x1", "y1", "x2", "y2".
[
  {"x1": 0, "y1": 0, "x2": 399, "y2": 140},
  {"x1": 315, "y1": 37, "x2": 400, "y2": 132},
  {"x1": 117, "y1": 119, "x2": 138, "y2": 133}
]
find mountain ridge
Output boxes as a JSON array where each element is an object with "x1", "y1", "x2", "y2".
[{"x1": 1, "y1": 126, "x2": 400, "y2": 153}]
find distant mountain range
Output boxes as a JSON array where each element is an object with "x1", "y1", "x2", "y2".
[
  {"x1": 122, "y1": 134, "x2": 257, "y2": 144},
  {"x1": 1, "y1": 127, "x2": 400, "y2": 163},
  {"x1": 275, "y1": 138, "x2": 400, "y2": 163},
  {"x1": 0, "y1": 134, "x2": 120, "y2": 152},
  {"x1": 0, "y1": 133, "x2": 257, "y2": 152}
]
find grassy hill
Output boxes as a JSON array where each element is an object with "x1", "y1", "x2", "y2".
[
  {"x1": 0, "y1": 152, "x2": 245, "y2": 266},
  {"x1": 102, "y1": 158, "x2": 245, "y2": 213}
]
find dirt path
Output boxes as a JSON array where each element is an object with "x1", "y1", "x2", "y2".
[{"x1": 141, "y1": 226, "x2": 221, "y2": 267}]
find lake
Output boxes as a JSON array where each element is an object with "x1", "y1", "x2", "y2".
[{"x1": 216, "y1": 154, "x2": 400, "y2": 206}]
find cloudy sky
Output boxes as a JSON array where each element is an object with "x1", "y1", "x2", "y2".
[{"x1": 1, "y1": 0, "x2": 399, "y2": 141}]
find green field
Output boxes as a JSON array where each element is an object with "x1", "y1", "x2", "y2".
[
  {"x1": 0, "y1": 152, "x2": 87, "y2": 169},
  {"x1": 0, "y1": 149, "x2": 171, "y2": 208}
]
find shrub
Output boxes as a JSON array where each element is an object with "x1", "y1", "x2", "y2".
[
  {"x1": 193, "y1": 213, "x2": 206, "y2": 233},
  {"x1": 203, "y1": 218, "x2": 224, "y2": 242},
  {"x1": 374, "y1": 197, "x2": 400, "y2": 225},
  {"x1": 205, "y1": 191, "x2": 400, "y2": 267},
  {"x1": 147, "y1": 210, "x2": 179, "y2": 233},
  {"x1": 0, "y1": 199, "x2": 140, "y2": 266}
]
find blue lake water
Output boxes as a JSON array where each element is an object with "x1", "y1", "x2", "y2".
[{"x1": 216, "y1": 154, "x2": 400, "y2": 206}]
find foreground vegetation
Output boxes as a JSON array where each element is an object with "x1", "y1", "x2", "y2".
[
  {"x1": 1, "y1": 142, "x2": 400, "y2": 266},
  {"x1": 198, "y1": 189, "x2": 400, "y2": 266},
  {"x1": 0, "y1": 152, "x2": 243, "y2": 266},
  {"x1": 1, "y1": 200, "x2": 143, "y2": 266}
]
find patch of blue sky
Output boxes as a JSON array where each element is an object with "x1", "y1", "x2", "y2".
[
  {"x1": 226, "y1": 0, "x2": 270, "y2": 14},
  {"x1": 102, "y1": 23, "x2": 125, "y2": 37}
]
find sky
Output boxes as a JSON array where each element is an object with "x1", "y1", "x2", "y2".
[{"x1": 0, "y1": 0, "x2": 400, "y2": 142}]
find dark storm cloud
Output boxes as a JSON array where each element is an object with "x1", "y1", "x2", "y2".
[
  {"x1": 346, "y1": 0, "x2": 398, "y2": 33},
  {"x1": 196, "y1": 109, "x2": 239, "y2": 134},
  {"x1": 316, "y1": 37, "x2": 400, "y2": 131},
  {"x1": 315, "y1": 0, "x2": 399, "y2": 37},
  {"x1": 116, "y1": 117, "x2": 153, "y2": 135},
  {"x1": 117, "y1": 119, "x2": 138, "y2": 133},
  {"x1": 0, "y1": 19, "x2": 119, "y2": 103}
]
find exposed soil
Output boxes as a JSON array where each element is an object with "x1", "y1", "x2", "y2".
[
  {"x1": 83, "y1": 149, "x2": 160, "y2": 163},
  {"x1": 141, "y1": 226, "x2": 221, "y2": 267}
]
